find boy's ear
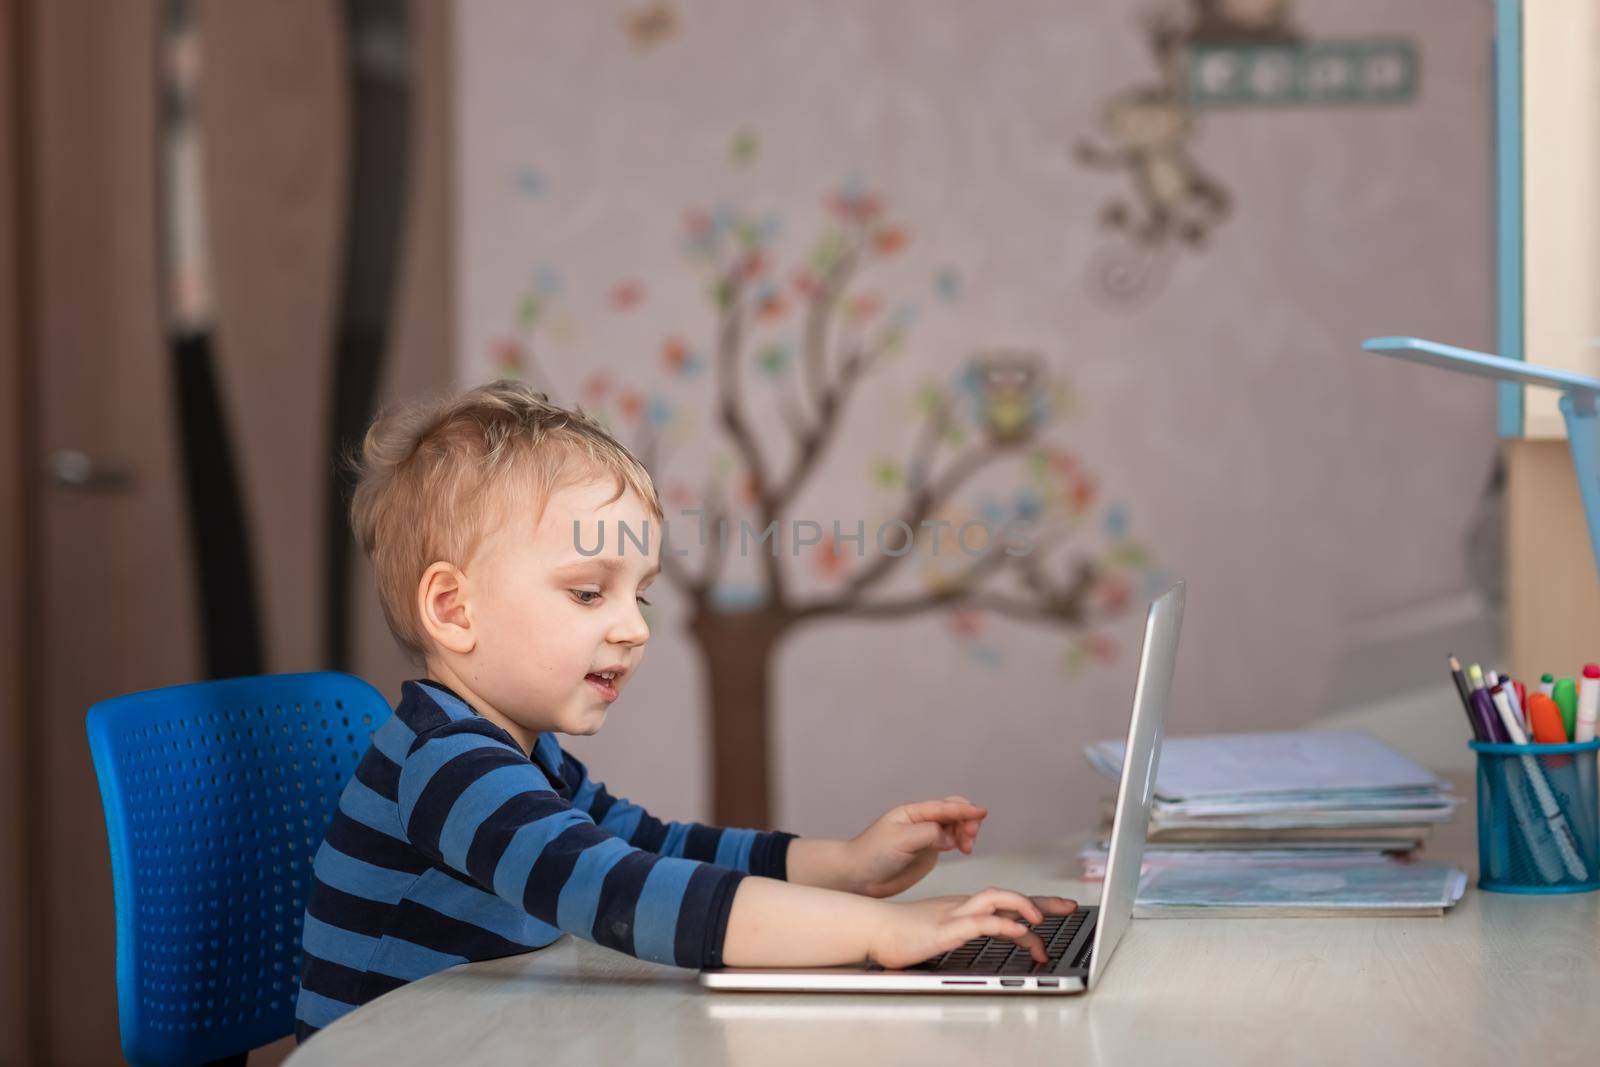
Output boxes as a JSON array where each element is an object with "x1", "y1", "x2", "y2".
[{"x1": 417, "y1": 562, "x2": 476, "y2": 655}]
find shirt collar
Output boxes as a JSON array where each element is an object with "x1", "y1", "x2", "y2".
[{"x1": 405, "y1": 678, "x2": 565, "y2": 784}]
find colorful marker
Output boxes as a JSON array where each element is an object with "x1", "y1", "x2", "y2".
[
  {"x1": 1490, "y1": 685, "x2": 1590, "y2": 882},
  {"x1": 1504, "y1": 682, "x2": 1530, "y2": 734},
  {"x1": 1487, "y1": 685, "x2": 1564, "y2": 883},
  {"x1": 1527, "y1": 692, "x2": 1573, "y2": 772},
  {"x1": 1578, "y1": 665, "x2": 1600, "y2": 744},
  {"x1": 1554, "y1": 677, "x2": 1579, "y2": 740},
  {"x1": 1468, "y1": 664, "x2": 1486, "y2": 692},
  {"x1": 1578, "y1": 667, "x2": 1599, "y2": 836},
  {"x1": 1448, "y1": 655, "x2": 1487, "y2": 741},
  {"x1": 1539, "y1": 673, "x2": 1556, "y2": 698},
  {"x1": 1528, "y1": 693, "x2": 1569, "y2": 744},
  {"x1": 1472, "y1": 685, "x2": 1509, "y2": 743}
]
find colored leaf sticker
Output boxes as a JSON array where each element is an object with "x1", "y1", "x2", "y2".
[
  {"x1": 730, "y1": 128, "x2": 759, "y2": 166},
  {"x1": 611, "y1": 281, "x2": 645, "y2": 310},
  {"x1": 518, "y1": 294, "x2": 542, "y2": 330}
]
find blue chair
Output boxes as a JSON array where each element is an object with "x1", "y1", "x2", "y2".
[{"x1": 86, "y1": 672, "x2": 391, "y2": 1066}]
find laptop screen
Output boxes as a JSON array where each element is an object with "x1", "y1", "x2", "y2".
[{"x1": 1087, "y1": 582, "x2": 1184, "y2": 989}]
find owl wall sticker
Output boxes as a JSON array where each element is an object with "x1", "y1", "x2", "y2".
[{"x1": 962, "y1": 351, "x2": 1049, "y2": 445}]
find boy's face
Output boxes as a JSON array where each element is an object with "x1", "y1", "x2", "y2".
[{"x1": 457, "y1": 478, "x2": 660, "y2": 741}]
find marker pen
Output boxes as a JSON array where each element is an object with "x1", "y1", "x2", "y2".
[
  {"x1": 1504, "y1": 682, "x2": 1530, "y2": 734},
  {"x1": 1539, "y1": 673, "x2": 1556, "y2": 698},
  {"x1": 1554, "y1": 678, "x2": 1578, "y2": 740},
  {"x1": 1491, "y1": 685, "x2": 1590, "y2": 882},
  {"x1": 1472, "y1": 686, "x2": 1509, "y2": 743},
  {"x1": 1527, "y1": 692, "x2": 1573, "y2": 772},
  {"x1": 1448, "y1": 655, "x2": 1486, "y2": 741},
  {"x1": 1577, "y1": 669, "x2": 1600, "y2": 846},
  {"x1": 1578, "y1": 665, "x2": 1600, "y2": 744},
  {"x1": 1452, "y1": 655, "x2": 1484, "y2": 739},
  {"x1": 1486, "y1": 686, "x2": 1563, "y2": 884},
  {"x1": 1528, "y1": 693, "x2": 1569, "y2": 744},
  {"x1": 1469, "y1": 663, "x2": 1486, "y2": 691}
]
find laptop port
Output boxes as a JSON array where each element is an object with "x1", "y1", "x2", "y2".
[
  {"x1": 1037, "y1": 978, "x2": 1059, "y2": 988},
  {"x1": 999, "y1": 979, "x2": 1025, "y2": 988}
]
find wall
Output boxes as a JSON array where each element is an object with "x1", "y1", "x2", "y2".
[{"x1": 455, "y1": 0, "x2": 1497, "y2": 850}]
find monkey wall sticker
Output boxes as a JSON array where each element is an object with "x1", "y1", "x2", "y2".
[
  {"x1": 1076, "y1": 4, "x2": 1237, "y2": 309},
  {"x1": 623, "y1": 0, "x2": 679, "y2": 51},
  {"x1": 1077, "y1": 0, "x2": 1414, "y2": 309},
  {"x1": 1075, "y1": 85, "x2": 1231, "y2": 251},
  {"x1": 1187, "y1": 0, "x2": 1301, "y2": 45}
]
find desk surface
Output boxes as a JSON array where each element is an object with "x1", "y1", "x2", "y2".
[{"x1": 286, "y1": 803, "x2": 1600, "y2": 1067}]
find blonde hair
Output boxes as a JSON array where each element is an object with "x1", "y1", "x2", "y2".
[{"x1": 350, "y1": 379, "x2": 663, "y2": 660}]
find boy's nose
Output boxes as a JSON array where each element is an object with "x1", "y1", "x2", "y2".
[{"x1": 608, "y1": 605, "x2": 650, "y2": 646}]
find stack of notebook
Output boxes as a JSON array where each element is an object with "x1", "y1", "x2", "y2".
[{"x1": 1079, "y1": 730, "x2": 1467, "y2": 916}]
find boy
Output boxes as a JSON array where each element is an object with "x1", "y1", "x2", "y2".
[{"x1": 295, "y1": 381, "x2": 1074, "y2": 1040}]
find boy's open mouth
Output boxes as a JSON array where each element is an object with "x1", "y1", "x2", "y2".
[{"x1": 585, "y1": 671, "x2": 620, "y2": 702}]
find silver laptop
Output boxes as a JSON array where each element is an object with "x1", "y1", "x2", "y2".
[{"x1": 701, "y1": 581, "x2": 1184, "y2": 995}]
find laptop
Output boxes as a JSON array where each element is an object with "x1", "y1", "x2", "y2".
[{"x1": 700, "y1": 581, "x2": 1184, "y2": 996}]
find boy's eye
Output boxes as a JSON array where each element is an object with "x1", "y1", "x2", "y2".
[
  {"x1": 637, "y1": 596, "x2": 652, "y2": 607},
  {"x1": 570, "y1": 590, "x2": 601, "y2": 605}
]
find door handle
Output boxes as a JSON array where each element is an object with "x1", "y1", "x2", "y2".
[{"x1": 48, "y1": 449, "x2": 137, "y2": 493}]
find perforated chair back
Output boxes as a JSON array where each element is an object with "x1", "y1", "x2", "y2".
[{"x1": 86, "y1": 672, "x2": 390, "y2": 1067}]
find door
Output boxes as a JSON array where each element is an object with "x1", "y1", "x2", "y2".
[
  {"x1": 29, "y1": 1, "x2": 202, "y2": 1060},
  {"x1": 9, "y1": 1, "x2": 453, "y2": 1061}
]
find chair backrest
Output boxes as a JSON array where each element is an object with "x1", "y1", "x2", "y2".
[{"x1": 86, "y1": 672, "x2": 390, "y2": 1067}]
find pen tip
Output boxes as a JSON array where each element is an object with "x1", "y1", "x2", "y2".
[{"x1": 1448, "y1": 654, "x2": 1462, "y2": 670}]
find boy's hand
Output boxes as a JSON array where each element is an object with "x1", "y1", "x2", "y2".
[
  {"x1": 842, "y1": 797, "x2": 988, "y2": 898},
  {"x1": 869, "y1": 889, "x2": 1078, "y2": 971}
]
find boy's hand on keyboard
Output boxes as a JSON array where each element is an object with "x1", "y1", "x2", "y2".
[
  {"x1": 843, "y1": 797, "x2": 988, "y2": 898},
  {"x1": 867, "y1": 889, "x2": 1078, "y2": 971}
]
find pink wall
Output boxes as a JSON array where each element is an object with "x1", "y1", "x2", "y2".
[{"x1": 453, "y1": 0, "x2": 1496, "y2": 851}]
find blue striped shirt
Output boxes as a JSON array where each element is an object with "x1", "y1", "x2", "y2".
[{"x1": 294, "y1": 680, "x2": 795, "y2": 1040}]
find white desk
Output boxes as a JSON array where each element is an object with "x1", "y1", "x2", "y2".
[{"x1": 286, "y1": 801, "x2": 1600, "y2": 1067}]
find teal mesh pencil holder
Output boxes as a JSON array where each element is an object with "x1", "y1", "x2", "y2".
[{"x1": 1470, "y1": 740, "x2": 1600, "y2": 894}]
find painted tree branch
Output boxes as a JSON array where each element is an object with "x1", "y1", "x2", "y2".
[
  {"x1": 696, "y1": 481, "x2": 732, "y2": 594},
  {"x1": 904, "y1": 393, "x2": 951, "y2": 495},
  {"x1": 796, "y1": 550, "x2": 1099, "y2": 625},
  {"x1": 771, "y1": 329, "x2": 894, "y2": 515},
  {"x1": 777, "y1": 382, "x2": 810, "y2": 447},
  {"x1": 840, "y1": 587, "x2": 1096, "y2": 624},
  {"x1": 801, "y1": 237, "x2": 861, "y2": 419},
  {"x1": 712, "y1": 265, "x2": 788, "y2": 605},
  {"x1": 790, "y1": 530, "x2": 1010, "y2": 622},
  {"x1": 792, "y1": 517, "x2": 1088, "y2": 620},
  {"x1": 827, "y1": 433, "x2": 1028, "y2": 607},
  {"x1": 635, "y1": 417, "x2": 663, "y2": 480}
]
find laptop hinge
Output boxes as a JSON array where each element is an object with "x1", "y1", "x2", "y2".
[{"x1": 1052, "y1": 906, "x2": 1098, "y2": 975}]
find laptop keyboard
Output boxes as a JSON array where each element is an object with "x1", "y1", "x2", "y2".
[{"x1": 906, "y1": 910, "x2": 1092, "y2": 975}]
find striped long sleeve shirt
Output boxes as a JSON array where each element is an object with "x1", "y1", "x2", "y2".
[{"x1": 294, "y1": 680, "x2": 796, "y2": 1040}]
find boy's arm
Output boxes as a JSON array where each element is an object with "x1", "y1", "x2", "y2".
[
  {"x1": 557, "y1": 749, "x2": 985, "y2": 897},
  {"x1": 400, "y1": 722, "x2": 1068, "y2": 971},
  {"x1": 783, "y1": 838, "x2": 860, "y2": 893},
  {"x1": 558, "y1": 746, "x2": 802, "y2": 879},
  {"x1": 720, "y1": 876, "x2": 889, "y2": 967},
  {"x1": 398, "y1": 722, "x2": 753, "y2": 968},
  {"x1": 721, "y1": 879, "x2": 1071, "y2": 970}
]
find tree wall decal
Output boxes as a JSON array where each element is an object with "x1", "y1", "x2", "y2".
[{"x1": 498, "y1": 175, "x2": 1161, "y2": 828}]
